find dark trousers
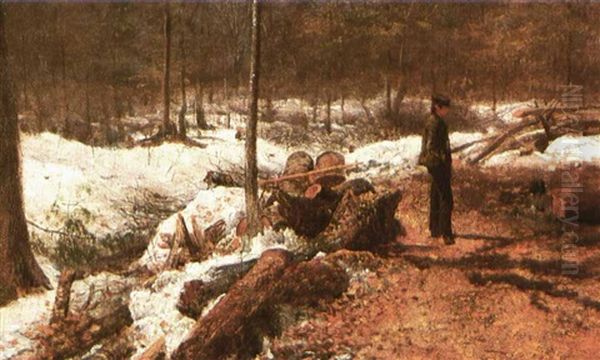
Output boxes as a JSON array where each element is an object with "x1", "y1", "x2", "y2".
[{"x1": 428, "y1": 165, "x2": 453, "y2": 237}]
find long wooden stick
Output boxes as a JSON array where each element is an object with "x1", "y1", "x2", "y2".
[{"x1": 259, "y1": 163, "x2": 359, "y2": 185}]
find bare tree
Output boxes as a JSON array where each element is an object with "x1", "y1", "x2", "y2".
[
  {"x1": 178, "y1": 13, "x2": 187, "y2": 140},
  {"x1": 162, "y1": 1, "x2": 175, "y2": 137},
  {"x1": 0, "y1": 3, "x2": 50, "y2": 305},
  {"x1": 244, "y1": 0, "x2": 261, "y2": 237}
]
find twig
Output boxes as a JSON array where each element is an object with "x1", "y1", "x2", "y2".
[{"x1": 26, "y1": 219, "x2": 68, "y2": 236}]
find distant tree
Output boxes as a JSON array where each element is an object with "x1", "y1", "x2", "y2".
[
  {"x1": 0, "y1": 3, "x2": 50, "y2": 305},
  {"x1": 244, "y1": 0, "x2": 261, "y2": 237},
  {"x1": 162, "y1": 1, "x2": 175, "y2": 136},
  {"x1": 177, "y1": 10, "x2": 187, "y2": 140}
]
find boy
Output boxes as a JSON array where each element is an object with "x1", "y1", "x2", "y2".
[{"x1": 418, "y1": 94, "x2": 455, "y2": 245}]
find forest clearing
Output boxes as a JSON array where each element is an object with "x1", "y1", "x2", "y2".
[{"x1": 1, "y1": 2, "x2": 600, "y2": 360}]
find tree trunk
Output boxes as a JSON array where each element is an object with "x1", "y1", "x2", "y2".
[
  {"x1": 84, "y1": 68, "x2": 93, "y2": 142},
  {"x1": 172, "y1": 249, "x2": 292, "y2": 360},
  {"x1": 325, "y1": 92, "x2": 332, "y2": 134},
  {"x1": 385, "y1": 74, "x2": 391, "y2": 117},
  {"x1": 0, "y1": 4, "x2": 50, "y2": 306},
  {"x1": 340, "y1": 93, "x2": 345, "y2": 123},
  {"x1": 178, "y1": 26, "x2": 187, "y2": 140},
  {"x1": 162, "y1": 1, "x2": 174, "y2": 137},
  {"x1": 244, "y1": 0, "x2": 262, "y2": 238},
  {"x1": 195, "y1": 82, "x2": 208, "y2": 130},
  {"x1": 50, "y1": 269, "x2": 77, "y2": 323}
]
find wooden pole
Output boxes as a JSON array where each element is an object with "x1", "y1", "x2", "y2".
[{"x1": 244, "y1": 0, "x2": 262, "y2": 237}]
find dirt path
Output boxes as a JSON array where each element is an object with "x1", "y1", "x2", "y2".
[{"x1": 267, "y1": 166, "x2": 600, "y2": 359}]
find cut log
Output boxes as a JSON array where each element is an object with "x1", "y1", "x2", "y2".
[
  {"x1": 280, "y1": 151, "x2": 314, "y2": 195},
  {"x1": 311, "y1": 190, "x2": 402, "y2": 254},
  {"x1": 174, "y1": 249, "x2": 353, "y2": 360},
  {"x1": 171, "y1": 249, "x2": 293, "y2": 360},
  {"x1": 310, "y1": 151, "x2": 346, "y2": 188},
  {"x1": 275, "y1": 187, "x2": 341, "y2": 237}
]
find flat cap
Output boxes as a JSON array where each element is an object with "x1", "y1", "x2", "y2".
[{"x1": 432, "y1": 93, "x2": 451, "y2": 107}]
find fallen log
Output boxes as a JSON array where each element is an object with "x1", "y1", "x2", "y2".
[
  {"x1": 174, "y1": 249, "x2": 352, "y2": 360},
  {"x1": 177, "y1": 258, "x2": 258, "y2": 319},
  {"x1": 275, "y1": 255, "x2": 349, "y2": 307},
  {"x1": 171, "y1": 249, "x2": 293, "y2": 360}
]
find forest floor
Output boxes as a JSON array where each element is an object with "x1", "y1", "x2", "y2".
[{"x1": 267, "y1": 165, "x2": 600, "y2": 360}]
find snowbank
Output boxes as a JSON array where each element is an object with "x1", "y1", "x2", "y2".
[
  {"x1": 137, "y1": 187, "x2": 246, "y2": 272},
  {"x1": 346, "y1": 132, "x2": 485, "y2": 178},
  {"x1": 485, "y1": 134, "x2": 600, "y2": 168},
  {"x1": 21, "y1": 131, "x2": 287, "y2": 249}
]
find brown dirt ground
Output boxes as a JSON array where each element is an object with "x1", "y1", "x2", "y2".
[{"x1": 266, "y1": 165, "x2": 600, "y2": 360}]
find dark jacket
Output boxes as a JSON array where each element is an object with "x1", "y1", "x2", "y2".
[{"x1": 418, "y1": 114, "x2": 452, "y2": 170}]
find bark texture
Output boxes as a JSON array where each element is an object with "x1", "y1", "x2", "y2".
[
  {"x1": 0, "y1": 3, "x2": 50, "y2": 306},
  {"x1": 244, "y1": 0, "x2": 262, "y2": 237},
  {"x1": 171, "y1": 249, "x2": 292, "y2": 360}
]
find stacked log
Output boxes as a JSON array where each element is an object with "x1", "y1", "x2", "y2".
[
  {"x1": 310, "y1": 151, "x2": 346, "y2": 188},
  {"x1": 279, "y1": 151, "x2": 314, "y2": 195}
]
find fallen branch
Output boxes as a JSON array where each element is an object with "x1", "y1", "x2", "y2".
[
  {"x1": 468, "y1": 118, "x2": 538, "y2": 164},
  {"x1": 259, "y1": 163, "x2": 358, "y2": 186}
]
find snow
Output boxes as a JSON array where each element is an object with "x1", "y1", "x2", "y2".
[
  {"x1": 470, "y1": 100, "x2": 536, "y2": 125},
  {"x1": 346, "y1": 132, "x2": 485, "y2": 178},
  {"x1": 21, "y1": 131, "x2": 288, "y2": 250},
  {"x1": 5, "y1": 98, "x2": 599, "y2": 358},
  {"x1": 137, "y1": 186, "x2": 246, "y2": 272},
  {"x1": 0, "y1": 270, "x2": 133, "y2": 360},
  {"x1": 485, "y1": 134, "x2": 600, "y2": 168}
]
